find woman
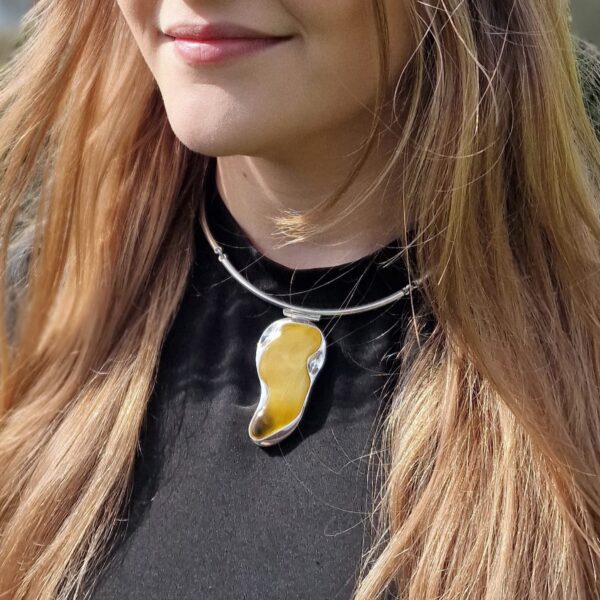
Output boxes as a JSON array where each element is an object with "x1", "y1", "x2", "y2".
[{"x1": 0, "y1": 0, "x2": 599, "y2": 598}]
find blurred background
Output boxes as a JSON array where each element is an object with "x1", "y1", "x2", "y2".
[
  {"x1": 0, "y1": 0, "x2": 29, "y2": 61},
  {"x1": 573, "y1": 0, "x2": 600, "y2": 47},
  {"x1": 0, "y1": 0, "x2": 599, "y2": 64}
]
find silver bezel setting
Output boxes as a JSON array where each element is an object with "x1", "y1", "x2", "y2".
[{"x1": 249, "y1": 317, "x2": 327, "y2": 447}]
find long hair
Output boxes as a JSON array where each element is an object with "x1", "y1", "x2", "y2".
[{"x1": 0, "y1": 0, "x2": 599, "y2": 598}]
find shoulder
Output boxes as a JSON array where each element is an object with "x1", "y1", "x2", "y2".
[{"x1": 574, "y1": 35, "x2": 600, "y2": 140}]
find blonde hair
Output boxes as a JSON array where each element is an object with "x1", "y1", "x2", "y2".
[{"x1": 0, "y1": 0, "x2": 599, "y2": 598}]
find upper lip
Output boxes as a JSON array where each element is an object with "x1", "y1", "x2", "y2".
[{"x1": 163, "y1": 22, "x2": 292, "y2": 40}]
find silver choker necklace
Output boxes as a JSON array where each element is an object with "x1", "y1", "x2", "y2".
[{"x1": 199, "y1": 195, "x2": 425, "y2": 448}]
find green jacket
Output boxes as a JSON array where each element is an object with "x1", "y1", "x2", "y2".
[{"x1": 576, "y1": 36, "x2": 600, "y2": 140}]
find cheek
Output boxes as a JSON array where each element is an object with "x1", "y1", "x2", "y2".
[
  {"x1": 282, "y1": 0, "x2": 414, "y2": 103},
  {"x1": 115, "y1": 0, "x2": 158, "y2": 60},
  {"x1": 279, "y1": 1, "x2": 381, "y2": 107},
  {"x1": 115, "y1": 0, "x2": 142, "y2": 31},
  {"x1": 384, "y1": 0, "x2": 417, "y2": 83}
]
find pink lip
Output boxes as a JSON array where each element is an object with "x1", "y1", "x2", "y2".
[
  {"x1": 163, "y1": 22, "x2": 295, "y2": 65},
  {"x1": 164, "y1": 22, "x2": 289, "y2": 40},
  {"x1": 169, "y1": 37, "x2": 293, "y2": 66}
]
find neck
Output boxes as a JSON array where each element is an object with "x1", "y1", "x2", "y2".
[{"x1": 214, "y1": 121, "x2": 407, "y2": 270}]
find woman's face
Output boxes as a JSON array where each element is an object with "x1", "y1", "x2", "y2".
[{"x1": 116, "y1": 1, "x2": 415, "y2": 159}]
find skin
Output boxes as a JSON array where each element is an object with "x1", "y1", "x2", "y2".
[{"x1": 116, "y1": 0, "x2": 416, "y2": 268}]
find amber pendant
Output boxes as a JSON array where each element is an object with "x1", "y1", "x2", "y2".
[{"x1": 248, "y1": 316, "x2": 326, "y2": 447}]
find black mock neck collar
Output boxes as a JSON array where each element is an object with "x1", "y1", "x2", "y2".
[{"x1": 194, "y1": 161, "x2": 412, "y2": 311}]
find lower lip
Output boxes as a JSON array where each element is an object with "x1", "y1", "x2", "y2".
[{"x1": 169, "y1": 36, "x2": 293, "y2": 65}]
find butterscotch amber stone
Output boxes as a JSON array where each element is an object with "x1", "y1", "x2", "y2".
[{"x1": 250, "y1": 322, "x2": 324, "y2": 443}]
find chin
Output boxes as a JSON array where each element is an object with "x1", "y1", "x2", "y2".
[
  {"x1": 162, "y1": 107, "x2": 289, "y2": 158},
  {"x1": 168, "y1": 127, "x2": 248, "y2": 157},
  {"x1": 157, "y1": 80, "x2": 311, "y2": 157}
]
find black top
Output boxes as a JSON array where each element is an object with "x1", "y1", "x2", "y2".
[{"x1": 90, "y1": 163, "x2": 421, "y2": 600}]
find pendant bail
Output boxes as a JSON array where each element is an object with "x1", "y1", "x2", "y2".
[{"x1": 282, "y1": 307, "x2": 322, "y2": 322}]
